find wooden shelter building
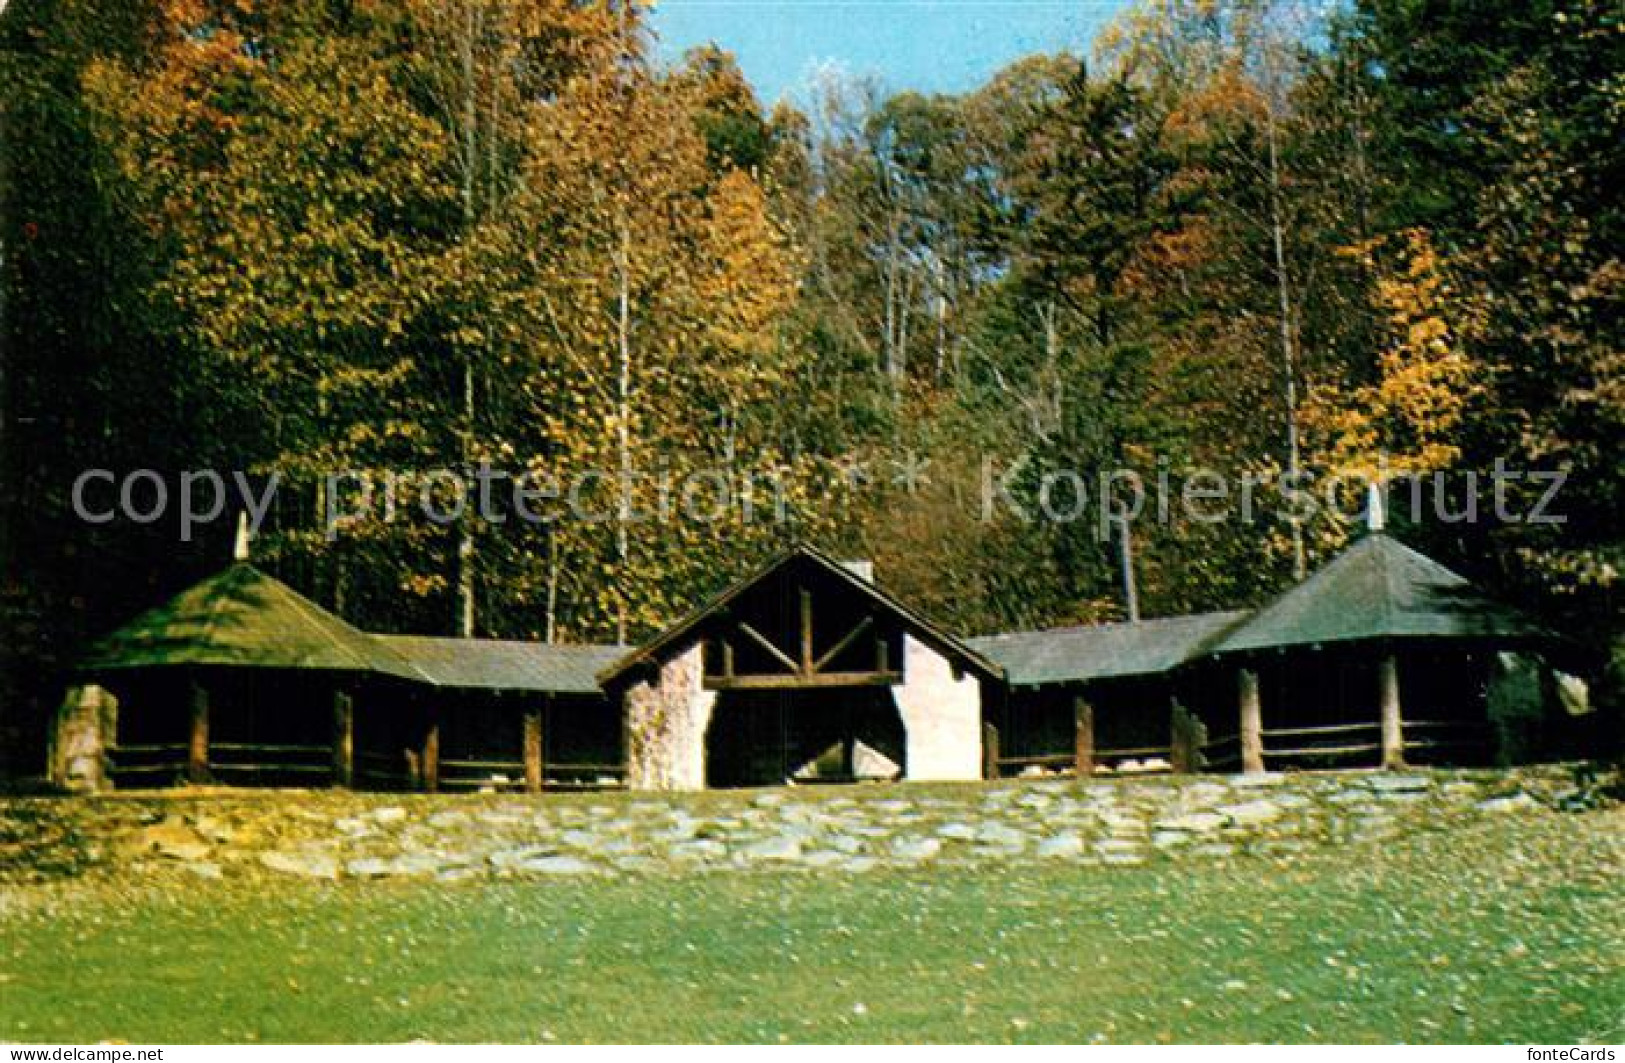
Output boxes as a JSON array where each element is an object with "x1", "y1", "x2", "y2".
[{"x1": 60, "y1": 531, "x2": 1589, "y2": 793}]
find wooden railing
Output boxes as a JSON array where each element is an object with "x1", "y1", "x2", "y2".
[
  {"x1": 1201, "y1": 733, "x2": 1242, "y2": 769},
  {"x1": 106, "y1": 743, "x2": 188, "y2": 784},
  {"x1": 437, "y1": 758, "x2": 526, "y2": 792},
  {"x1": 994, "y1": 744, "x2": 1174, "y2": 777},
  {"x1": 353, "y1": 749, "x2": 416, "y2": 790},
  {"x1": 543, "y1": 763, "x2": 628, "y2": 791},
  {"x1": 1260, "y1": 721, "x2": 1383, "y2": 763},
  {"x1": 1400, "y1": 720, "x2": 1493, "y2": 761}
]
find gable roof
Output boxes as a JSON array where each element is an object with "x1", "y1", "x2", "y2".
[
  {"x1": 1210, "y1": 532, "x2": 1551, "y2": 655},
  {"x1": 78, "y1": 563, "x2": 425, "y2": 680},
  {"x1": 968, "y1": 610, "x2": 1251, "y2": 688},
  {"x1": 597, "y1": 544, "x2": 1004, "y2": 686},
  {"x1": 373, "y1": 635, "x2": 623, "y2": 695}
]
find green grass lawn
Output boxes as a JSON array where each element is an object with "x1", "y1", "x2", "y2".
[{"x1": 3, "y1": 809, "x2": 1621, "y2": 1043}]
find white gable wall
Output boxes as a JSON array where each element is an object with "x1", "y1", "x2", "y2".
[{"x1": 892, "y1": 635, "x2": 983, "y2": 781}]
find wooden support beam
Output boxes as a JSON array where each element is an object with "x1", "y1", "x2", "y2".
[
  {"x1": 982, "y1": 721, "x2": 1001, "y2": 781},
  {"x1": 331, "y1": 689, "x2": 354, "y2": 789},
  {"x1": 187, "y1": 678, "x2": 210, "y2": 786},
  {"x1": 1239, "y1": 668, "x2": 1264, "y2": 774},
  {"x1": 1073, "y1": 697, "x2": 1095, "y2": 779},
  {"x1": 876, "y1": 635, "x2": 889, "y2": 675},
  {"x1": 704, "y1": 670, "x2": 902, "y2": 691},
  {"x1": 799, "y1": 587, "x2": 814, "y2": 673},
  {"x1": 721, "y1": 638, "x2": 735, "y2": 679},
  {"x1": 738, "y1": 622, "x2": 800, "y2": 674},
  {"x1": 1379, "y1": 653, "x2": 1406, "y2": 770},
  {"x1": 813, "y1": 615, "x2": 874, "y2": 674},
  {"x1": 523, "y1": 705, "x2": 543, "y2": 794},
  {"x1": 422, "y1": 716, "x2": 440, "y2": 793}
]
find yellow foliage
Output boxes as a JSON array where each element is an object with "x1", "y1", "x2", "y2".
[{"x1": 1304, "y1": 229, "x2": 1483, "y2": 481}]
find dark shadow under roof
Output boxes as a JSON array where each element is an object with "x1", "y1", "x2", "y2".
[
  {"x1": 1211, "y1": 532, "x2": 1551, "y2": 655},
  {"x1": 373, "y1": 636, "x2": 624, "y2": 695},
  {"x1": 968, "y1": 610, "x2": 1251, "y2": 688}
]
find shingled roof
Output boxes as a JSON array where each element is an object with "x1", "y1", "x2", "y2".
[
  {"x1": 79, "y1": 563, "x2": 424, "y2": 680},
  {"x1": 373, "y1": 636, "x2": 623, "y2": 695},
  {"x1": 968, "y1": 610, "x2": 1251, "y2": 688},
  {"x1": 1210, "y1": 532, "x2": 1550, "y2": 656}
]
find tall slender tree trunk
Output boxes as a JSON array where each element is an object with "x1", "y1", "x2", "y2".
[
  {"x1": 614, "y1": 216, "x2": 633, "y2": 646},
  {"x1": 453, "y1": 1, "x2": 480, "y2": 637},
  {"x1": 1117, "y1": 516, "x2": 1140, "y2": 624},
  {"x1": 1265, "y1": 104, "x2": 1307, "y2": 582},
  {"x1": 544, "y1": 526, "x2": 559, "y2": 644},
  {"x1": 933, "y1": 255, "x2": 951, "y2": 382}
]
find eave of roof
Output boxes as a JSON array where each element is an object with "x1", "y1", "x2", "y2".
[
  {"x1": 968, "y1": 610, "x2": 1252, "y2": 687},
  {"x1": 373, "y1": 635, "x2": 624, "y2": 695},
  {"x1": 597, "y1": 544, "x2": 1004, "y2": 686}
]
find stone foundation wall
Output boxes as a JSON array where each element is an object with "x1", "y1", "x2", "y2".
[
  {"x1": 1, "y1": 765, "x2": 1604, "y2": 883},
  {"x1": 623, "y1": 643, "x2": 715, "y2": 791},
  {"x1": 892, "y1": 636, "x2": 982, "y2": 781}
]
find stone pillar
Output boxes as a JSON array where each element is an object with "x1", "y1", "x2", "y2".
[
  {"x1": 1379, "y1": 653, "x2": 1406, "y2": 770},
  {"x1": 523, "y1": 705, "x2": 543, "y2": 794},
  {"x1": 50, "y1": 684, "x2": 117, "y2": 792},
  {"x1": 187, "y1": 678, "x2": 210, "y2": 785},
  {"x1": 624, "y1": 642, "x2": 715, "y2": 791},
  {"x1": 1170, "y1": 697, "x2": 1204, "y2": 775},
  {"x1": 331, "y1": 690, "x2": 354, "y2": 789},
  {"x1": 1073, "y1": 696, "x2": 1095, "y2": 779},
  {"x1": 892, "y1": 635, "x2": 983, "y2": 781},
  {"x1": 1239, "y1": 668, "x2": 1264, "y2": 774}
]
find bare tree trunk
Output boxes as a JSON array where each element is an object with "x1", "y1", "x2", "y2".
[
  {"x1": 453, "y1": 0, "x2": 480, "y2": 637},
  {"x1": 1117, "y1": 516, "x2": 1140, "y2": 624},
  {"x1": 1265, "y1": 101, "x2": 1307, "y2": 583},
  {"x1": 614, "y1": 216, "x2": 633, "y2": 646},
  {"x1": 544, "y1": 527, "x2": 559, "y2": 645},
  {"x1": 883, "y1": 218, "x2": 901, "y2": 383}
]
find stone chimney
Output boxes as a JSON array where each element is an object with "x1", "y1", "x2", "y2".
[{"x1": 841, "y1": 560, "x2": 875, "y2": 583}]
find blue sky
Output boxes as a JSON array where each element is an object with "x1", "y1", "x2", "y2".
[{"x1": 648, "y1": 0, "x2": 1133, "y2": 105}]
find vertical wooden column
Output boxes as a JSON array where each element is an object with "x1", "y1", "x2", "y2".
[
  {"x1": 422, "y1": 711, "x2": 441, "y2": 793},
  {"x1": 1379, "y1": 652, "x2": 1405, "y2": 770},
  {"x1": 332, "y1": 689, "x2": 354, "y2": 789},
  {"x1": 981, "y1": 721, "x2": 1001, "y2": 780},
  {"x1": 1239, "y1": 668, "x2": 1264, "y2": 774},
  {"x1": 523, "y1": 704, "x2": 544, "y2": 794},
  {"x1": 187, "y1": 677, "x2": 210, "y2": 785},
  {"x1": 1170, "y1": 697, "x2": 1202, "y2": 775},
  {"x1": 1073, "y1": 696, "x2": 1095, "y2": 779}
]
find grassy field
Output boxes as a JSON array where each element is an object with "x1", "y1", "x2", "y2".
[{"x1": 2, "y1": 804, "x2": 1621, "y2": 1044}]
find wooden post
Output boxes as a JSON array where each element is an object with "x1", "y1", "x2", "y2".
[
  {"x1": 982, "y1": 721, "x2": 1001, "y2": 780},
  {"x1": 1170, "y1": 697, "x2": 1199, "y2": 774},
  {"x1": 332, "y1": 689, "x2": 354, "y2": 789},
  {"x1": 422, "y1": 714, "x2": 440, "y2": 793},
  {"x1": 1073, "y1": 696, "x2": 1095, "y2": 779},
  {"x1": 523, "y1": 705, "x2": 543, "y2": 794},
  {"x1": 1239, "y1": 668, "x2": 1264, "y2": 774},
  {"x1": 187, "y1": 678, "x2": 210, "y2": 785},
  {"x1": 1379, "y1": 652, "x2": 1405, "y2": 770},
  {"x1": 799, "y1": 587, "x2": 814, "y2": 674}
]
